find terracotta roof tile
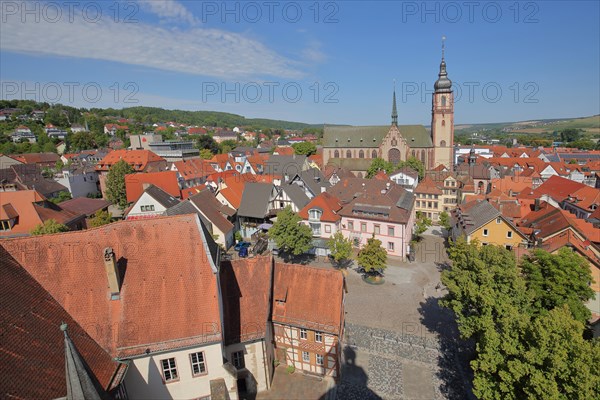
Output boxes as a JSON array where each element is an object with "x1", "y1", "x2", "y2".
[
  {"x1": 0, "y1": 246, "x2": 118, "y2": 399},
  {"x1": 125, "y1": 171, "x2": 180, "y2": 203},
  {"x1": 95, "y1": 150, "x2": 166, "y2": 172},
  {"x1": 272, "y1": 263, "x2": 344, "y2": 335},
  {"x1": 220, "y1": 256, "x2": 272, "y2": 345},
  {"x1": 0, "y1": 215, "x2": 222, "y2": 358},
  {"x1": 298, "y1": 192, "x2": 343, "y2": 222}
]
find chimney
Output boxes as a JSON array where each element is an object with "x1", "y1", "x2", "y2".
[{"x1": 103, "y1": 247, "x2": 121, "y2": 300}]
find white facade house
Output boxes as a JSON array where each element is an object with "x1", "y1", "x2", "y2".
[
  {"x1": 126, "y1": 185, "x2": 180, "y2": 220},
  {"x1": 55, "y1": 168, "x2": 100, "y2": 198}
]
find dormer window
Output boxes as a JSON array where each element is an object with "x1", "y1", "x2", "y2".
[{"x1": 309, "y1": 209, "x2": 322, "y2": 221}]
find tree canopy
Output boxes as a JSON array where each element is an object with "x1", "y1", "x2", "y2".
[
  {"x1": 291, "y1": 141, "x2": 317, "y2": 156},
  {"x1": 105, "y1": 160, "x2": 135, "y2": 208},
  {"x1": 328, "y1": 231, "x2": 353, "y2": 264},
  {"x1": 269, "y1": 206, "x2": 313, "y2": 256},
  {"x1": 357, "y1": 236, "x2": 387, "y2": 275},
  {"x1": 31, "y1": 219, "x2": 70, "y2": 235},
  {"x1": 88, "y1": 210, "x2": 113, "y2": 228},
  {"x1": 442, "y1": 240, "x2": 600, "y2": 399}
]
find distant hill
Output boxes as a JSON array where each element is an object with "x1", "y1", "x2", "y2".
[
  {"x1": 91, "y1": 106, "x2": 325, "y2": 130},
  {"x1": 456, "y1": 115, "x2": 600, "y2": 135}
]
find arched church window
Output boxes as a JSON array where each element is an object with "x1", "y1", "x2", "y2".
[
  {"x1": 391, "y1": 138, "x2": 397, "y2": 147},
  {"x1": 441, "y1": 96, "x2": 446, "y2": 107},
  {"x1": 440, "y1": 140, "x2": 446, "y2": 147},
  {"x1": 334, "y1": 150, "x2": 339, "y2": 158},
  {"x1": 346, "y1": 150, "x2": 351, "y2": 158},
  {"x1": 442, "y1": 120, "x2": 445, "y2": 127},
  {"x1": 412, "y1": 150, "x2": 416, "y2": 158},
  {"x1": 359, "y1": 150, "x2": 364, "y2": 158},
  {"x1": 421, "y1": 151, "x2": 426, "y2": 163},
  {"x1": 372, "y1": 150, "x2": 377, "y2": 158}
]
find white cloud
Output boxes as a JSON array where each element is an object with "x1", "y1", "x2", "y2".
[
  {"x1": 138, "y1": 0, "x2": 198, "y2": 25},
  {"x1": 0, "y1": 3, "x2": 304, "y2": 80},
  {"x1": 301, "y1": 40, "x2": 327, "y2": 64}
]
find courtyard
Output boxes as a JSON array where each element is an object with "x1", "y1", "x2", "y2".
[{"x1": 261, "y1": 231, "x2": 473, "y2": 400}]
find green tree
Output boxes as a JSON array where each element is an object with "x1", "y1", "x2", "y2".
[
  {"x1": 472, "y1": 305, "x2": 600, "y2": 400},
  {"x1": 291, "y1": 141, "x2": 317, "y2": 156},
  {"x1": 520, "y1": 248, "x2": 595, "y2": 324},
  {"x1": 269, "y1": 206, "x2": 313, "y2": 256},
  {"x1": 88, "y1": 210, "x2": 113, "y2": 228},
  {"x1": 560, "y1": 128, "x2": 583, "y2": 143},
  {"x1": 105, "y1": 160, "x2": 135, "y2": 208},
  {"x1": 442, "y1": 241, "x2": 600, "y2": 400},
  {"x1": 439, "y1": 210, "x2": 451, "y2": 231},
  {"x1": 398, "y1": 156, "x2": 425, "y2": 180},
  {"x1": 31, "y1": 219, "x2": 70, "y2": 235},
  {"x1": 327, "y1": 231, "x2": 353, "y2": 265},
  {"x1": 220, "y1": 139, "x2": 238, "y2": 154},
  {"x1": 197, "y1": 135, "x2": 219, "y2": 153},
  {"x1": 413, "y1": 211, "x2": 432, "y2": 240},
  {"x1": 49, "y1": 191, "x2": 72, "y2": 204},
  {"x1": 199, "y1": 148, "x2": 214, "y2": 159},
  {"x1": 366, "y1": 158, "x2": 394, "y2": 178},
  {"x1": 357, "y1": 236, "x2": 388, "y2": 275}
]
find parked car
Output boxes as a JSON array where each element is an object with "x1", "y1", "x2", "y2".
[
  {"x1": 234, "y1": 241, "x2": 251, "y2": 251},
  {"x1": 238, "y1": 246, "x2": 249, "y2": 258}
]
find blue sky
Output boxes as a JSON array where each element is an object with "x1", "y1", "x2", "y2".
[{"x1": 1, "y1": 1, "x2": 599, "y2": 125}]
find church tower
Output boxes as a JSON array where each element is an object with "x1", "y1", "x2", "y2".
[{"x1": 431, "y1": 37, "x2": 454, "y2": 170}]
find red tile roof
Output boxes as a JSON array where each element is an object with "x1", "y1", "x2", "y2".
[
  {"x1": 220, "y1": 256, "x2": 272, "y2": 345},
  {"x1": 517, "y1": 175, "x2": 587, "y2": 202},
  {"x1": 272, "y1": 263, "x2": 344, "y2": 335},
  {"x1": 298, "y1": 192, "x2": 343, "y2": 222},
  {"x1": 0, "y1": 215, "x2": 222, "y2": 358},
  {"x1": 273, "y1": 147, "x2": 294, "y2": 156},
  {"x1": 173, "y1": 158, "x2": 215, "y2": 181},
  {"x1": 125, "y1": 170, "x2": 180, "y2": 203},
  {"x1": 0, "y1": 246, "x2": 119, "y2": 399},
  {"x1": 58, "y1": 197, "x2": 111, "y2": 217},
  {"x1": 95, "y1": 149, "x2": 166, "y2": 172},
  {"x1": 0, "y1": 190, "x2": 83, "y2": 237}
]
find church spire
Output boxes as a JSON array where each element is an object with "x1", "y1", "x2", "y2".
[
  {"x1": 434, "y1": 36, "x2": 452, "y2": 93},
  {"x1": 391, "y1": 80, "x2": 398, "y2": 126},
  {"x1": 61, "y1": 323, "x2": 107, "y2": 400}
]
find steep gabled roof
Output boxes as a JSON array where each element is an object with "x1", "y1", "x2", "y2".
[
  {"x1": 272, "y1": 263, "x2": 344, "y2": 335},
  {"x1": 238, "y1": 183, "x2": 274, "y2": 219},
  {"x1": 298, "y1": 192, "x2": 343, "y2": 222},
  {"x1": 0, "y1": 215, "x2": 222, "y2": 358},
  {"x1": 220, "y1": 256, "x2": 272, "y2": 345},
  {"x1": 0, "y1": 247, "x2": 119, "y2": 399},
  {"x1": 188, "y1": 189, "x2": 235, "y2": 233},
  {"x1": 95, "y1": 150, "x2": 166, "y2": 172},
  {"x1": 125, "y1": 171, "x2": 180, "y2": 203}
]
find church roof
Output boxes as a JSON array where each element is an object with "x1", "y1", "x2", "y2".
[{"x1": 323, "y1": 125, "x2": 432, "y2": 149}]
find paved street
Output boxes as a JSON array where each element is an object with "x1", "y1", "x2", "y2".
[
  {"x1": 330, "y1": 233, "x2": 472, "y2": 400},
  {"x1": 260, "y1": 233, "x2": 472, "y2": 399}
]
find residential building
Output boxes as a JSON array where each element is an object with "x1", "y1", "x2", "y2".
[
  {"x1": 55, "y1": 165, "x2": 100, "y2": 198},
  {"x1": 129, "y1": 133, "x2": 162, "y2": 150},
  {"x1": 187, "y1": 188, "x2": 236, "y2": 249},
  {"x1": 298, "y1": 192, "x2": 343, "y2": 239},
  {"x1": 272, "y1": 263, "x2": 345, "y2": 378},
  {"x1": 238, "y1": 182, "x2": 278, "y2": 238},
  {"x1": 328, "y1": 178, "x2": 416, "y2": 258},
  {"x1": 125, "y1": 184, "x2": 180, "y2": 220},
  {"x1": 389, "y1": 167, "x2": 419, "y2": 192},
  {"x1": 451, "y1": 199, "x2": 528, "y2": 251},
  {"x1": 10, "y1": 126, "x2": 36, "y2": 143},
  {"x1": 11, "y1": 152, "x2": 59, "y2": 168},
  {"x1": 213, "y1": 130, "x2": 237, "y2": 143},
  {"x1": 0, "y1": 164, "x2": 68, "y2": 198},
  {"x1": 59, "y1": 197, "x2": 111, "y2": 227},
  {"x1": 125, "y1": 170, "x2": 181, "y2": 204},
  {"x1": 0, "y1": 190, "x2": 85, "y2": 237},
  {"x1": 95, "y1": 149, "x2": 167, "y2": 197}
]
